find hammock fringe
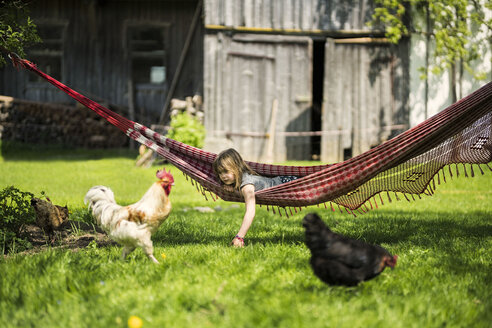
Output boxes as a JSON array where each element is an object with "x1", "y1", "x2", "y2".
[{"x1": 478, "y1": 164, "x2": 484, "y2": 175}]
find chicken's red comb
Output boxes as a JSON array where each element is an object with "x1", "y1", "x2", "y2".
[{"x1": 156, "y1": 169, "x2": 173, "y2": 180}]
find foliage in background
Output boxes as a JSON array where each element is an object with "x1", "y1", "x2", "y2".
[
  {"x1": 0, "y1": 0, "x2": 40, "y2": 67},
  {"x1": 369, "y1": 0, "x2": 492, "y2": 80},
  {"x1": 0, "y1": 186, "x2": 36, "y2": 254},
  {"x1": 166, "y1": 112, "x2": 206, "y2": 149},
  {"x1": 0, "y1": 0, "x2": 41, "y2": 67}
]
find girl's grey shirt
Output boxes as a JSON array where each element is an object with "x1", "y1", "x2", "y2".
[{"x1": 240, "y1": 172, "x2": 286, "y2": 191}]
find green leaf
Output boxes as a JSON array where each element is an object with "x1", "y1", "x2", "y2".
[{"x1": 166, "y1": 112, "x2": 206, "y2": 149}]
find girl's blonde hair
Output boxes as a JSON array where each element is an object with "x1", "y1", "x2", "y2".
[{"x1": 213, "y1": 148, "x2": 256, "y2": 189}]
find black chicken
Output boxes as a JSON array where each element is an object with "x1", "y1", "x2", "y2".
[{"x1": 303, "y1": 213, "x2": 397, "y2": 286}]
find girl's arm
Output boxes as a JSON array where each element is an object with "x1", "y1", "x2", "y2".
[{"x1": 231, "y1": 184, "x2": 256, "y2": 247}]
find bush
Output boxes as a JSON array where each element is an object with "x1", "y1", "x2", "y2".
[
  {"x1": 166, "y1": 112, "x2": 206, "y2": 149},
  {"x1": 0, "y1": 186, "x2": 36, "y2": 254}
]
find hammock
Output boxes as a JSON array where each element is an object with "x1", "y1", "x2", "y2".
[{"x1": 10, "y1": 55, "x2": 492, "y2": 216}]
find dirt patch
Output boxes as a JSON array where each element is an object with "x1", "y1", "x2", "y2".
[{"x1": 18, "y1": 220, "x2": 116, "y2": 255}]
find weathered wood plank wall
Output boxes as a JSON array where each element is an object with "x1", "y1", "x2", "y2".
[
  {"x1": 204, "y1": 0, "x2": 374, "y2": 31},
  {"x1": 322, "y1": 39, "x2": 396, "y2": 163},
  {"x1": 204, "y1": 33, "x2": 313, "y2": 161},
  {"x1": 0, "y1": 0, "x2": 203, "y2": 126},
  {"x1": 203, "y1": 0, "x2": 406, "y2": 162}
]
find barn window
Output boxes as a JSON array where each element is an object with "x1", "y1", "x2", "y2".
[
  {"x1": 27, "y1": 23, "x2": 66, "y2": 83},
  {"x1": 127, "y1": 25, "x2": 168, "y2": 85}
]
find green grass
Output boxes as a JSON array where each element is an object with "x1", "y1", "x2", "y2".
[{"x1": 0, "y1": 144, "x2": 491, "y2": 328}]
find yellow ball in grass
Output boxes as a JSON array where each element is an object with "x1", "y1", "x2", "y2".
[
  {"x1": 128, "y1": 315, "x2": 143, "y2": 328},
  {"x1": 161, "y1": 253, "x2": 167, "y2": 260}
]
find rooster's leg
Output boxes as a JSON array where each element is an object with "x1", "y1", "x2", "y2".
[
  {"x1": 121, "y1": 246, "x2": 136, "y2": 260},
  {"x1": 147, "y1": 254, "x2": 159, "y2": 264},
  {"x1": 140, "y1": 239, "x2": 159, "y2": 264}
]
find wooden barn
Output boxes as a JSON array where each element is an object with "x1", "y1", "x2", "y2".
[
  {"x1": 1, "y1": 0, "x2": 411, "y2": 162},
  {"x1": 1, "y1": 0, "x2": 204, "y2": 127},
  {"x1": 203, "y1": 0, "x2": 409, "y2": 162}
]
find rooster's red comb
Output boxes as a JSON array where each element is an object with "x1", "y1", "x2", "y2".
[{"x1": 156, "y1": 169, "x2": 173, "y2": 180}]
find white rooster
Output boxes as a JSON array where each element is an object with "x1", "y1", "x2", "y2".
[{"x1": 84, "y1": 169, "x2": 174, "y2": 263}]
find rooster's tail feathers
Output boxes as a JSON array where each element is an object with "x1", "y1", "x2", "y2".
[
  {"x1": 84, "y1": 186, "x2": 116, "y2": 208},
  {"x1": 84, "y1": 186, "x2": 124, "y2": 228}
]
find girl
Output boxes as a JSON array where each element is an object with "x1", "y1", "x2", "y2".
[{"x1": 213, "y1": 148, "x2": 298, "y2": 247}]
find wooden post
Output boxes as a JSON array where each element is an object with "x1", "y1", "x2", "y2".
[
  {"x1": 127, "y1": 76, "x2": 136, "y2": 149},
  {"x1": 262, "y1": 99, "x2": 278, "y2": 163},
  {"x1": 158, "y1": 0, "x2": 202, "y2": 125}
]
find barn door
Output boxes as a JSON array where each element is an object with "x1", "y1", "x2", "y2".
[
  {"x1": 126, "y1": 24, "x2": 170, "y2": 125},
  {"x1": 321, "y1": 38, "x2": 395, "y2": 163},
  {"x1": 222, "y1": 34, "x2": 312, "y2": 162}
]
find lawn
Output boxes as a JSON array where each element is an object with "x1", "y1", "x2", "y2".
[{"x1": 0, "y1": 143, "x2": 491, "y2": 328}]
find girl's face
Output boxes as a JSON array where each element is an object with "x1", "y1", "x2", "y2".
[{"x1": 218, "y1": 166, "x2": 236, "y2": 186}]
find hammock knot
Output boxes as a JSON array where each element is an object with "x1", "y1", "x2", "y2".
[{"x1": 8, "y1": 53, "x2": 32, "y2": 70}]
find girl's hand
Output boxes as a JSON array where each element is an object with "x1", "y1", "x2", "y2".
[{"x1": 230, "y1": 235, "x2": 245, "y2": 248}]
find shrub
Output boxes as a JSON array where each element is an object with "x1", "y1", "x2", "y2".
[
  {"x1": 166, "y1": 112, "x2": 206, "y2": 149},
  {"x1": 0, "y1": 186, "x2": 36, "y2": 254}
]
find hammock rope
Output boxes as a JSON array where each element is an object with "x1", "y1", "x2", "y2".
[{"x1": 9, "y1": 56, "x2": 492, "y2": 215}]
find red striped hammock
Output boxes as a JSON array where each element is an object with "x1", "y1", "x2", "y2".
[{"x1": 10, "y1": 56, "x2": 492, "y2": 216}]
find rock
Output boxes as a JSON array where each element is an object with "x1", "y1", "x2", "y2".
[{"x1": 193, "y1": 206, "x2": 215, "y2": 213}]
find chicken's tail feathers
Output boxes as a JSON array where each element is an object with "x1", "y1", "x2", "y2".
[
  {"x1": 302, "y1": 212, "x2": 334, "y2": 254},
  {"x1": 84, "y1": 185, "x2": 124, "y2": 228},
  {"x1": 302, "y1": 212, "x2": 320, "y2": 227},
  {"x1": 84, "y1": 186, "x2": 116, "y2": 208},
  {"x1": 302, "y1": 212, "x2": 331, "y2": 232}
]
